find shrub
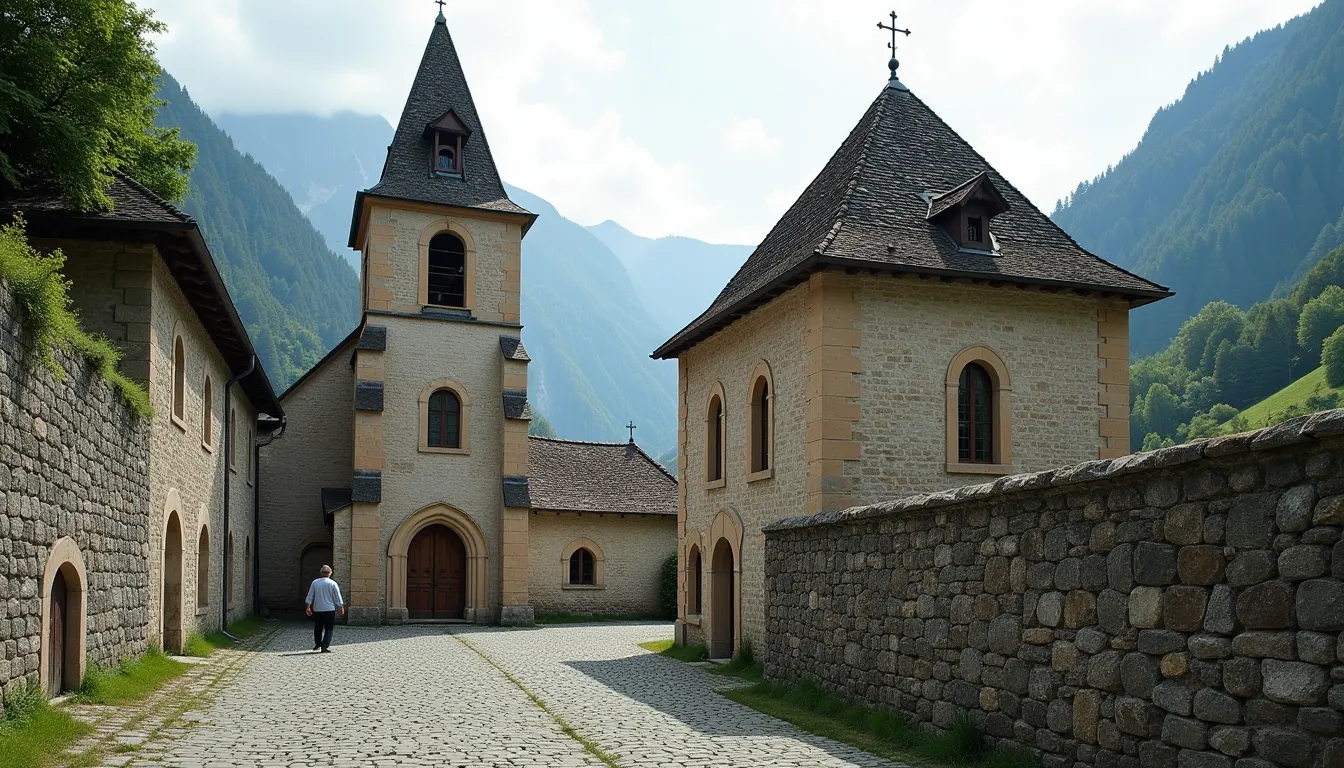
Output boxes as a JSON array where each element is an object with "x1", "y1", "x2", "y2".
[
  {"x1": 1323, "y1": 325, "x2": 1344, "y2": 388},
  {"x1": 658, "y1": 553, "x2": 677, "y2": 619}
]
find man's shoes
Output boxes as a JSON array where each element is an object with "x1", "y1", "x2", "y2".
[
  {"x1": 313, "y1": 644, "x2": 321, "y2": 651},
  {"x1": 320, "y1": 648, "x2": 331, "y2": 653}
]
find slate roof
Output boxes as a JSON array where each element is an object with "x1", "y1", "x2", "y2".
[
  {"x1": 1, "y1": 173, "x2": 284, "y2": 419},
  {"x1": 652, "y1": 82, "x2": 1171, "y2": 359},
  {"x1": 349, "y1": 12, "x2": 533, "y2": 247},
  {"x1": 527, "y1": 437, "x2": 677, "y2": 515}
]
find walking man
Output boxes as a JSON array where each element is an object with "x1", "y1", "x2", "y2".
[{"x1": 305, "y1": 565, "x2": 344, "y2": 653}]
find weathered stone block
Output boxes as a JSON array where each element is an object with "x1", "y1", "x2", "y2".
[
  {"x1": 1135, "y1": 542, "x2": 1179, "y2": 586},
  {"x1": 1193, "y1": 687, "x2": 1241, "y2": 724},
  {"x1": 1163, "y1": 586, "x2": 1208, "y2": 631},
  {"x1": 1076, "y1": 627, "x2": 1108, "y2": 654},
  {"x1": 1276, "y1": 485, "x2": 1315, "y2": 532},
  {"x1": 1204, "y1": 584, "x2": 1237, "y2": 635},
  {"x1": 1261, "y1": 659, "x2": 1328, "y2": 705},
  {"x1": 1130, "y1": 586, "x2": 1162, "y2": 629},
  {"x1": 1115, "y1": 696, "x2": 1159, "y2": 736},
  {"x1": 1161, "y1": 652, "x2": 1190, "y2": 678},
  {"x1": 1177, "y1": 749, "x2": 1231, "y2": 768},
  {"x1": 1314, "y1": 494, "x2": 1344, "y2": 525},
  {"x1": 1226, "y1": 550, "x2": 1276, "y2": 586},
  {"x1": 1208, "y1": 726, "x2": 1250, "y2": 757},
  {"x1": 1297, "y1": 707, "x2": 1342, "y2": 734},
  {"x1": 1165, "y1": 505, "x2": 1204, "y2": 545},
  {"x1": 1109, "y1": 542, "x2": 1135, "y2": 591},
  {"x1": 1037, "y1": 591, "x2": 1063, "y2": 627},
  {"x1": 1163, "y1": 716, "x2": 1207, "y2": 750},
  {"x1": 1064, "y1": 590, "x2": 1095, "y2": 629},
  {"x1": 1121, "y1": 651, "x2": 1159, "y2": 697},
  {"x1": 1177, "y1": 545, "x2": 1225, "y2": 585},
  {"x1": 1277, "y1": 545, "x2": 1328, "y2": 581},
  {"x1": 1235, "y1": 581, "x2": 1294, "y2": 629},
  {"x1": 1231, "y1": 631, "x2": 1295, "y2": 660},
  {"x1": 1226, "y1": 494, "x2": 1275, "y2": 548},
  {"x1": 1295, "y1": 578, "x2": 1344, "y2": 631},
  {"x1": 1251, "y1": 727, "x2": 1315, "y2": 768},
  {"x1": 1188, "y1": 633, "x2": 1232, "y2": 659}
]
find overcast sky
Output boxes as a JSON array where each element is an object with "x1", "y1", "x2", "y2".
[{"x1": 140, "y1": 0, "x2": 1319, "y2": 245}]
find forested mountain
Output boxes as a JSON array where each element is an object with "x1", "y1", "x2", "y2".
[
  {"x1": 1129, "y1": 242, "x2": 1344, "y2": 447},
  {"x1": 587, "y1": 221, "x2": 750, "y2": 332},
  {"x1": 154, "y1": 75, "x2": 360, "y2": 389},
  {"x1": 1052, "y1": 0, "x2": 1344, "y2": 355},
  {"x1": 213, "y1": 112, "x2": 391, "y2": 269}
]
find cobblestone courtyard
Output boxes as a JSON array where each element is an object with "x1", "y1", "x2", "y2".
[{"x1": 110, "y1": 622, "x2": 898, "y2": 767}]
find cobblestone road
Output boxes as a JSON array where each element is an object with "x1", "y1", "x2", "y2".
[{"x1": 132, "y1": 622, "x2": 898, "y2": 768}]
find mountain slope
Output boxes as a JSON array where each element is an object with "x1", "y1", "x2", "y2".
[
  {"x1": 154, "y1": 75, "x2": 360, "y2": 389},
  {"x1": 507, "y1": 185, "x2": 678, "y2": 452},
  {"x1": 587, "y1": 220, "x2": 751, "y2": 333},
  {"x1": 1052, "y1": 0, "x2": 1344, "y2": 355},
  {"x1": 213, "y1": 112, "x2": 392, "y2": 267}
]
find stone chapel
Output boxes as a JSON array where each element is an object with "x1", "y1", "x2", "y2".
[
  {"x1": 258, "y1": 10, "x2": 677, "y2": 625},
  {"x1": 655, "y1": 57, "x2": 1171, "y2": 657}
]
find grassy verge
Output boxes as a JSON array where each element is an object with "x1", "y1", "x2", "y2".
[
  {"x1": 184, "y1": 616, "x2": 268, "y2": 658},
  {"x1": 0, "y1": 686, "x2": 92, "y2": 768},
  {"x1": 535, "y1": 612, "x2": 669, "y2": 625},
  {"x1": 75, "y1": 647, "x2": 188, "y2": 706},
  {"x1": 638, "y1": 639, "x2": 707, "y2": 662},
  {"x1": 724, "y1": 680, "x2": 1036, "y2": 768},
  {"x1": 708, "y1": 643, "x2": 763, "y2": 683}
]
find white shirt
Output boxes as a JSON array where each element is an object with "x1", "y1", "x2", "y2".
[{"x1": 305, "y1": 577, "x2": 344, "y2": 612}]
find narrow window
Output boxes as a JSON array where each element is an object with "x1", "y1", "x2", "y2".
[
  {"x1": 568, "y1": 548, "x2": 595, "y2": 585},
  {"x1": 427, "y1": 233, "x2": 466, "y2": 307},
  {"x1": 749, "y1": 376, "x2": 771, "y2": 473},
  {"x1": 202, "y1": 377, "x2": 213, "y2": 446},
  {"x1": 229, "y1": 408, "x2": 237, "y2": 469},
  {"x1": 437, "y1": 146, "x2": 457, "y2": 172},
  {"x1": 958, "y1": 363, "x2": 994, "y2": 463},
  {"x1": 967, "y1": 216, "x2": 983, "y2": 243},
  {"x1": 427, "y1": 389, "x2": 462, "y2": 448},
  {"x1": 691, "y1": 547, "x2": 703, "y2": 614},
  {"x1": 172, "y1": 337, "x2": 186, "y2": 421},
  {"x1": 226, "y1": 534, "x2": 235, "y2": 608},
  {"x1": 247, "y1": 427, "x2": 254, "y2": 480},
  {"x1": 707, "y1": 395, "x2": 724, "y2": 482},
  {"x1": 197, "y1": 527, "x2": 211, "y2": 608}
]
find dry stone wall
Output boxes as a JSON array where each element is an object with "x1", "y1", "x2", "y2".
[
  {"x1": 764, "y1": 412, "x2": 1344, "y2": 768},
  {"x1": 0, "y1": 288, "x2": 150, "y2": 708}
]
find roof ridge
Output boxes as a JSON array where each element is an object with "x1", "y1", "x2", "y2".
[
  {"x1": 112, "y1": 171, "x2": 194, "y2": 224},
  {"x1": 527, "y1": 435, "x2": 677, "y2": 483}
]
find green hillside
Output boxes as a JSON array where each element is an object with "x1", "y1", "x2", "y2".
[
  {"x1": 1235, "y1": 365, "x2": 1343, "y2": 430},
  {"x1": 1052, "y1": 0, "x2": 1344, "y2": 355},
  {"x1": 154, "y1": 75, "x2": 360, "y2": 389}
]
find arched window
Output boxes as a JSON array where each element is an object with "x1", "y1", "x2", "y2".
[
  {"x1": 246, "y1": 426, "x2": 254, "y2": 481},
  {"x1": 437, "y1": 147, "x2": 457, "y2": 172},
  {"x1": 202, "y1": 376, "x2": 213, "y2": 448},
  {"x1": 958, "y1": 363, "x2": 994, "y2": 463},
  {"x1": 171, "y1": 336, "x2": 186, "y2": 423},
  {"x1": 707, "y1": 394, "x2": 724, "y2": 484},
  {"x1": 568, "y1": 548, "x2": 595, "y2": 586},
  {"x1": 748, "y1": 372, "x2": 772, "y2": 475},
  {"x1": 428, "y1": 389, "x2": 461, "y2": 449},
  {"x1": 226, "y1": 533, "x2": 235, "y2": 608},
  {"x1": 197, "y1": 526, "x2": 211, "y2": 608},
  {"x1": 427, "y1": 233, "x2": 466, "y2": 308},
  {"x1": 689, "y1": 545, "x2": 703, "y2": 615},
  {"x1": 244, "y1": 537, "x2": 251, "y2": 612},
  {"x1": 229, "y1": 408, "x2": 237, "y2": 470}
]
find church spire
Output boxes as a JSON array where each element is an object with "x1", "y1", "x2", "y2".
[{"x1": 349, "y1": 6, "x2": 533, "y2": 247}]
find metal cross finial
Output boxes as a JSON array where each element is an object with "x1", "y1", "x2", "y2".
[
  {"x1": 435, "y1": 0, "x2": 446, "y2": 10},
  {"x1": 626, "y1": 421, "x2": 637, "y2": 442},
  {"x1": 877, "y1": 10, "x2": 911, "y2": 84}
]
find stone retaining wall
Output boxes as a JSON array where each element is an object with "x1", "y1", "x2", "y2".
[
  {"x1": 764, "y1": 412, "x2": 1344, "y2": 768},
  {"x1": 0, "y1": 287, "x2": 151, "y2": 709}
]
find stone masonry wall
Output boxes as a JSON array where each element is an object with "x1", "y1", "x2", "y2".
[
  {"x1": 765, "y1": 412, "x2": 1344, "y2": 768},
  {"x1": 528, "y1": 512, "x2": 676, "y2": 615},
  {"x1": 0, "y1": 287, "x2": 150, "y2": 708}
]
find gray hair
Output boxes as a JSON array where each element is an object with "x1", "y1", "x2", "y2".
[{"x1": 320, "y1": 565, "x2": 332, "y2": 576}]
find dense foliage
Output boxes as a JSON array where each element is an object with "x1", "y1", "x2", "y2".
[
  {"x1": 1130, "y1": 244, "x2": 1344, "y2": 446},
  {"x1": 0, "y1": 217, "x2": 150, "y2": 415},
  {"x1": 153, "y1": 75, "x2": 359, "y2": 390},
  {"x1": 1053, "y1": 0, "x2": 1344, "y2": 355},
  {"x1": 0, "y1": 0, "x2": 194, "y2": 208}
]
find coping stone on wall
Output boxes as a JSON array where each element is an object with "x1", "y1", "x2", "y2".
[
  {"x1": 502, "y1": 390, "x2": 531, "y2": 420},
  {"x1": 502, "y1": 476, "x2": 531, "y2": 508},
  {"x1": 356, "y1": 325, "x2": 387, "y2": 351},
  {"x1": 764, "y1": 412, "x2": 1335, "y2": 533},
  {"x1": 354, "y1": 380, "x2": 384, "y2": 412},
  {"x1": 351, "y1": 470, "x2": 382, "y2": 503}
]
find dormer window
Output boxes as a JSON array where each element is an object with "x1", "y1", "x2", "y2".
[
  {"x1": 925, "y1": 171, "x2": 1010, "y2": 254},
  {"x1": 425, "y1": 110, "x2": 471, "y2": 177}
]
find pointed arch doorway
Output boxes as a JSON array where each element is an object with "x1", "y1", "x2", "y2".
[{"x1": 406, "y1": 524, "x2": 466, "y2": 619}]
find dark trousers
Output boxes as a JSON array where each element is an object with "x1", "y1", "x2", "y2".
[{"x1": 312, "y1": 610, "x2": 336, "y2": 650}]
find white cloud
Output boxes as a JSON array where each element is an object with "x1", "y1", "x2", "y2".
[{"x1": 723, "y1": 117, "x2": 782, "y2": 156}]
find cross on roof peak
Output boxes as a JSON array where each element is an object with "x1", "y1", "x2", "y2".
[
  {"x1": 626, "y1": 421, "x2": 637, "y2": 442},
  {"x1": 434, "y1": 0, "x2": 446, "y2": 22},
  {"x1": 877, "y1": 10, "x2": 912, "y2": 87}
]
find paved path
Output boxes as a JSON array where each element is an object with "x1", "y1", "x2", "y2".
[{"x1": 123, "y1": 622, "x2": 898, "y2": 768}]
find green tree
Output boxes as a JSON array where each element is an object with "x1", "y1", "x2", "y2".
[
  {"x1": 0, "y1": 0, "x2": 194, "y2": 209},
  {"x1": 1322, "y1": 326, "x2": 1344, "y2": 387},
  {"x1": 1142, "y1": 383, "x2": 1184, "y2": 439},
  {"x1": 1296, "y1": 285, "x2": 1344, "y2": 362}
]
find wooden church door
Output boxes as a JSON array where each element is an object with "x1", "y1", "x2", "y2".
[
  {"x1": 48, "y1": 570, "x2": 67, "y2": 696},
  {"x1": 406, "y1": 525, "x2": 466, "y2": 619}
]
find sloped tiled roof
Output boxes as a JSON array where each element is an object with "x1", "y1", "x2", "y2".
[
  {"x1": 527, "y1": 437, "x2": 677, "y2": 515},
  {"x1": 1, "y1": 173, "x2": 283, "y2": 418},
  {"x1": 349, "y1": 12, "x2": 532, "y2": 247},
  {"x1": 652, "y1": 82, "x2": 1170, "y2": 359}
]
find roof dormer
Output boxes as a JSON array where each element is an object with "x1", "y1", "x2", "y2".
[
  {"x1": 424, "y1": 110, "x2": 472, "y2": 177},
  {"x1": 925, "y1": 171, "x2": 1010, "y2": 254}
]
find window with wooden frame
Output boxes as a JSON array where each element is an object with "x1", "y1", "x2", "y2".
[
  {"x1": 747, "y1": 364, "x2": 773, "y2": 480},
  {"x1": 197, "y1": 526, "x2": 210, "y2": 609},
  {"x1": 706, "y1": 392, "x2": 725, "y2": 486},
  {"x1": 201, "y1": 376, "x2": 214, "y2": 450},
  {"x1": 945, "y1": 346, "x2": 1013, "y2": 475},
  {"x1": 689, "y1": 545, "x2": 703, "y2": 615},
  {"x1": 427, "y1": 389, "x2": 462, "y2": 449},
  {"x1": 958, "y1": 363, "x2": 993, "y2": 463},
  {"x1": 171, "y1": 336, "x2": 186, "y2": 425},
  {"x1": 568, "y1": 548, "x2": 595, "y2": 586},
  {"x1": 426, "y1": 233, "x2": 467, "y2": 308}
]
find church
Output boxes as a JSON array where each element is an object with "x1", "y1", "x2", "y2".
[
  {"x1": 653, "y1": 40, "x2": 1170, "y2": 656},
  {"x1": 257, "y1": 9, "x2": 677, "y2": 625}
]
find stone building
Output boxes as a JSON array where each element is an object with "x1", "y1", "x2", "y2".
[
  {"x1": 653, "y1": 63, "x2": 1170, "y2": 657},
  {"x1": 257, "y1": 11, "x2": 676, "y2": 624},
  {"x1": 0, "y1": 174, "x2": 284, "y2": 704}
]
